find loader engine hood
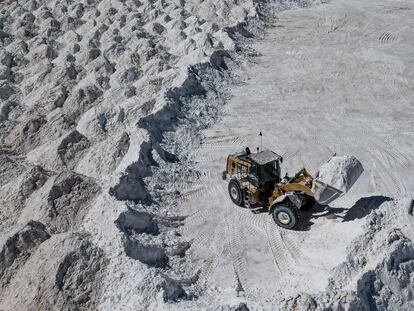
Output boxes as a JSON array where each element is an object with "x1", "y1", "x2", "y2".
[{"x1": 312, "y1": 155, "x2": 364, "y2": 205}]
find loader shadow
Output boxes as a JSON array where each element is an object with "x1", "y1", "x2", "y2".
[{"x1": 296, "y1": 195, "x2": 393, "y2": 231}]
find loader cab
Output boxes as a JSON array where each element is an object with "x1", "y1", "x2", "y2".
[
  {"x1": 247, "y1": 150, "x2": 282, "y2": 188},
  {"x1": 225, "y1": 149, "x2": 282, "y2": 188}
]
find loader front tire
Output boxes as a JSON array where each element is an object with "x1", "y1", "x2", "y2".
[
  {"x1": 228, "y1": 179, "x2": 244, "y2": 207},
  {"x1": 271, "y1": 203, "x2": 299, "y2": 229}
]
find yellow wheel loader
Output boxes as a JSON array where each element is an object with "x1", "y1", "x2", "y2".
[{"x1": 223, "y1": 148, "x2": 363, "y2": 229}]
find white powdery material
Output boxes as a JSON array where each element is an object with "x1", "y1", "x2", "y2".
[{"x1": 317, "y1": 155, "x2": 364, "y2": 193}]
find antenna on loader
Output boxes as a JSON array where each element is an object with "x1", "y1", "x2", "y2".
[{"x1": 259, "y1": 131, "x2": 263, "y2": 151}]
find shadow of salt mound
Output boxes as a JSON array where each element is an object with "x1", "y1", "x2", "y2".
[
  {"x1": 125, "y1": 239, "x2": 169, "y2": 268},
  {"x1": 115, "y1": 209, "x2": 159, "y2": 236},
  {"x1": 296, "y1": 196, "x2": 393, "y2": 231},
  {"x1": 342, "y1": 196, "x2": 393, "y2": 222}
]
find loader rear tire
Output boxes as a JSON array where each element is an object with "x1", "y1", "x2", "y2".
[
  {"x1": 271, "y1": 202, "x2": 299, "y2": 229},
  {"x1": 228, "y1": 179, "x2": 244, "y2": 207}
]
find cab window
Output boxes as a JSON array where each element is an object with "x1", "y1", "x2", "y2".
[
  {"x1": 238, "y1": 164, "x2": 248, "y2": 175},
  {"x1": 250, "y1": 163, "x2": 259, "y2": 177}
]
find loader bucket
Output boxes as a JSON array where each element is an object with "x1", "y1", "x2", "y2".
[
  {"x1": 312, "y1": 179, "x2": 343, "y2": 205},
  {"x1": 312, "y1": 155, "x2": 364, "y2": 205}
]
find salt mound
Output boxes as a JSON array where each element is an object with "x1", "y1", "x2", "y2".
[{"x1": 316, "y1": 155, "x2": 364, "y2": 193}]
